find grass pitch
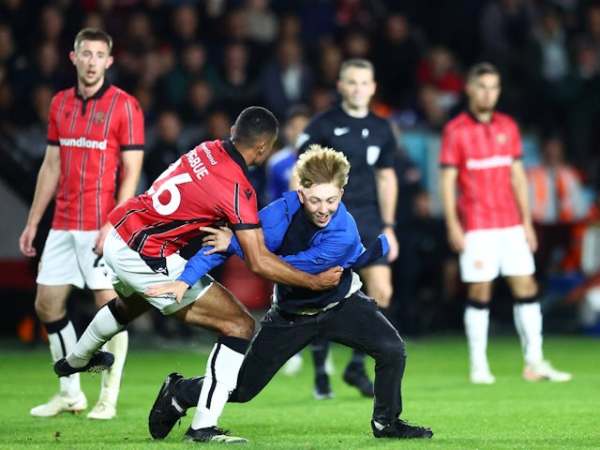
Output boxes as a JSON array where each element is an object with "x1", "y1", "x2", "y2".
[{"x1": 0, "y1": 335, "x2": 598, "y2": 449}]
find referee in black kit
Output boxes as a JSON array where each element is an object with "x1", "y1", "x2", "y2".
[{"x1": 296, "y1": 58, "x2": 400, "y2": 399}]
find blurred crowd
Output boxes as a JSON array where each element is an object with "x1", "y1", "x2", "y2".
[{"x1": 2, "y1": 0, "x2": 600, "y2": 335}]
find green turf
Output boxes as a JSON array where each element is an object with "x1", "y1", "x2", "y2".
[{"x1": 0, "y1": 335, "x2": 598, "y2": 449}]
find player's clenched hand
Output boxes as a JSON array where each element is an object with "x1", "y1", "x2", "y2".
[
  {"x1": 94, "y1": 223, "x2": 112, "y2": 256},
  {"x1": 312, "y1": 266, "x2": 343, "y2": 290},
  {"x1": 200, "y1": 226, "x2": 233, "y2": 255},
  {"x1": 523, "y1": 222, "x2": 538, "y2": 253},
  {"x1": 144, "y1": 280, "x2": 189, "y2": 303},
  {"x1": 447, "y1": 222, "x2": 465, "y2": 253},
  {"x1": 19, "y1": 224, "x2": 37, "y2": 257}
]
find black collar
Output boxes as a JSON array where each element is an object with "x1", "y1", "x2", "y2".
[
  {"x1": 222, "y1": 139, "x2": 250, "y2": 178},
  {"x1": 75, "y1": 79, "x2": 111, "y2": 101},
  {"x1": 467, "y1": 109, "x2": 495, "y2": 124},
  {"x1": 336, "y1": 102, "x2": 371, "y2": 120}
]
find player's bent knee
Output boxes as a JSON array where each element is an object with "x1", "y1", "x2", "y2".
[
  {"x1": 375, "y1": 336, "x2": 406, "y2": 365},
  {"x1": 221, "y1": 314, "x2": 255, "y2": 340},
  {"x1": 34, "y1": 296, "x2": 65, "y2": 323}
]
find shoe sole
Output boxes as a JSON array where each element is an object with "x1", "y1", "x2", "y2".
[
  {"x1": 55, "y1": 353, "x2": 114, "y2": 377},
  {"x1": 31, "y1": 404, "x2": 87, "y2": 417},
  {"x1": 184, "y1": 435, "x2": 248, "y2": 444},
  {"x1": 87, "y1": 364, "x2": 112, "y2": 373},
  {"x1": 87, "y1": 413, "x2": 116, "y2": 420},
  {"x1": 373, "y1": 432, "x2": 434, "y2": 439},
  {"x1": 30, "y1": 408, "x2": 86, "y2": 417},
  {"x1": 523, "y1": 374, "x2": 572, "y2": 383}
]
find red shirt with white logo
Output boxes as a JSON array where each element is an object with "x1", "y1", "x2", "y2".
[
  {"x1": 439, "y1": 111, "x2": 523, "y2": 231},
  {"x1": 47, "y1": 81, "x2": 144, "y2": 231},
  {"x1": 110, "y1": 140, "x2": 260, "y2": 258}
]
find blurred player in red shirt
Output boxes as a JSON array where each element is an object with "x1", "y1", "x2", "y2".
[
  {"x1": 19, "y1": 29, "x2": 144, "y2": 419},
  {"x1": 54, "y1": 106, "x2": 342, "y2": 443},
  {"x1": 440, "y1": 63, "x2": 571, "y2": 384}
]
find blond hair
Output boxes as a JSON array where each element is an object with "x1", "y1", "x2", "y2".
[
  {"x1": 339, "y1": 58, "x2": 374, "y2": 79},
  {"x1": 293, "y1": 145, "x2": 350, "y2": 189}
]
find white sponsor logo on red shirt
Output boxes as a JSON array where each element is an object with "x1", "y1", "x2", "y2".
[
  {"x1": 466, "y1": 155, "x2": 513, "y2": 170},
  {"x1": 59, "y1": 137, "x2": 108, "y2": 150}
]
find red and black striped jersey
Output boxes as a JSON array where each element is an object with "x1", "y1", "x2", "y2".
[
  {"x1": 109, "y1": 140, "x2": 260, "y2": 258},
  {"x1": 439, "y1": 111, "x2": 523, "y2": 231},
  {"x1": 47, "y1": 81, "x2": 144, "y2": 231}
]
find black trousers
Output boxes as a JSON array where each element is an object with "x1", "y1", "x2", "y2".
[{"x1": 177, "y1": 290, "x2": 407, "y2": 424}]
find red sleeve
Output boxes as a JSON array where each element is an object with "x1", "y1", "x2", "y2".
[
  {"x1": 509, "y1": 119, "x2": 523, "y2": 158},
  {"x1": 439, "y1": 124, "x2": 461, "y2": 167},
  {"x1": 46, "y1": 93, "x2": 61, "y2": 146},
  {"x1": 118, "y1": 96, "x2": 145, "y2": 151},
  {"x1": 222, "y1": 180, "x2": 261, "y2": 230}
]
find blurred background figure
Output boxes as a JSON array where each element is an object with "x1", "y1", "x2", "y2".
[
  {"x1": 527, "y1": 135, "x2": 589, "y2": 281},
  {"x1": 143, "y1": 110, "x2": 185, "y2": 186},
  {"x1": 266, "y1": 105, "x2": 311, "y2": 203},
  {"x1": 260, "y1": 38, "x2": 313, "y2": 119}
]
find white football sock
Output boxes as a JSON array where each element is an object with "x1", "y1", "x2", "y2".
[
  {"x1": 464, "y1": 304, "x2": 490, "y2": 373},
  {"x1": 191, "y1": 339, "x2": 247, "y2": 430},
  {"x1": 67, "y1": 305, "x2": 124, "y2": 368},
  {"x1": 513, "y1": 301, "x2": 544, "y2": 365},
  {"x1": 98, "y1": 330, "x2": 129, "y2": 405},
  {"x1": 47, "y1": 318, "x2": 81, "y2": 397}
]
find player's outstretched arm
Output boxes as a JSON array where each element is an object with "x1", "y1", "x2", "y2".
[
  {"x1": 19, "y1": 145, "x2": 60, "y2": 257},
  {"x1": 235, "y1": 227, "x2": 342, "y2": 290}
]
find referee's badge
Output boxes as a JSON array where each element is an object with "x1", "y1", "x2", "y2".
[
  {"x1": 367, "y1": 145, "x2": 380, "y2": 165},
  {"x1": 496, "y1": 133, "x2": 507, "y2": 144}
]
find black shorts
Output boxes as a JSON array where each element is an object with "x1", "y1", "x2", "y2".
[{"x1": 348, "y1": 205, "x2": 388, "y2": 267}]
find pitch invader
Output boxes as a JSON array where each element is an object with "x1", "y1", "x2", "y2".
[
  {"x1": 296, "y1": 59, "x2": 399, "y2": 398},
  {"x1": 439, "y1": 62, "x2": 571, "y2": 384},
  {"x1": 19, "y1": 28, "x2": 144, "y2": 419}
]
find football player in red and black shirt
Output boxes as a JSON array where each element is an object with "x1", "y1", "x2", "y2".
[
  {"x1": 19, "y1": 28, "x2": 144, "y2": 420},
  {"x1": 55, "y1": 106, "x2": 342, "y2": 443}
]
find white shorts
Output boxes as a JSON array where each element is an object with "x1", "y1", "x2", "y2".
[
  {"x1": 103, "y1": 228, "x2": 214, "y2": 315},
  {"x1": 459, "y1": 225, "x2": 535, "y2": 283},
  {"x1": 37, "y1": 229, "x2": 113, "y2": 290}
]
